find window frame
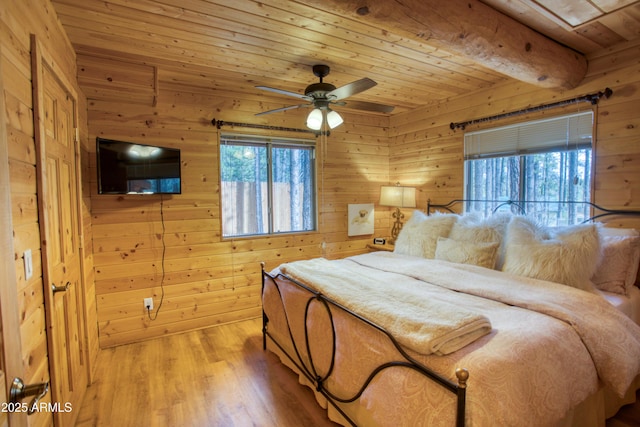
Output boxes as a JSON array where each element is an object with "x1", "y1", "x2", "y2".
[
  {"x1": 462, "y1": 110, "x2": 595, "y2": 225},
  {"x1": 219, "y1": 133, "x2": 318, "y2": 238}
]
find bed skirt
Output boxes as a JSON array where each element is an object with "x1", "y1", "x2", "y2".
[{"x1": 266, "y1": 337, "x2": 639, "y2": 427}]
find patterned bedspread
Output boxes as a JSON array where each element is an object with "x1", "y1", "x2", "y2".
[{"x1": 264, "y1": 252, "x2": 640, "y2": 427}]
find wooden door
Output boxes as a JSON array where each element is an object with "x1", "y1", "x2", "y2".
[
  {"x1": 0, "y1": 44, "x2": 27, "y2": 427},
  {"x1": 31, "y1": 36, "x2": 87, "y2": 427}
]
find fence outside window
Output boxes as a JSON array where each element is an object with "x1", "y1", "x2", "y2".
[{"x1": 220, "y1": 134, "x2": 316, "y2": 237}]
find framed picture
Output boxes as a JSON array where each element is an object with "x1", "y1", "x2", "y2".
[{"x1": 348, "y1": 203, "x2": 374, "y2": 236}]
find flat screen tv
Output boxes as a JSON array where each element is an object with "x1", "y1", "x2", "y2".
[{"x1": 96, "y1": 137, "x2": 181, "y2": 194}]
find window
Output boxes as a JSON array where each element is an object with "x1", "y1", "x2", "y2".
[
  {"x1": 464, "y1": 111, "x2": 593, "y2": 226},
  {"x1": 220, "y1": 134, "x2": 316, "y2": 237}
]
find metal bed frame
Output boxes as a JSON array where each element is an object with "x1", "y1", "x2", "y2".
[
  {"x1": 261, "y1": 266, "x2": 469, "y2": 427},
  {"x1": 262, "y1": 199, "x2": 640, "y2": 427},
  {"x1": 427, "y1": 199, "x2": 640, "y2": 222}
]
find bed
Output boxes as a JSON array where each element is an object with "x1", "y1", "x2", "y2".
[{"x1": 261, "y1": 201, "x2": 640, "y2": 427}]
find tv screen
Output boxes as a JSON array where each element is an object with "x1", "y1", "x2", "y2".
[{"x1": 96, "y1": 137, "x2": 181, "y2": 194}]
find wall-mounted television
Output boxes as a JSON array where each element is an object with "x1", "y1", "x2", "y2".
[{"x1": 96, "y1": 137, "x2": 181, "y2": 194}]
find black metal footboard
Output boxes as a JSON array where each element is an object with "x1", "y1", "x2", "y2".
[{"x1": 261, "y1": 264, "x2": 468, "y2": 427}]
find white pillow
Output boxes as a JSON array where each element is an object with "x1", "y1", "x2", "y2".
[
  {"x1": 592, "y1": 228, "x2": 640, "y2": 295},
  {"x1": 502, "y1": 216, "x2": 601, "y2": 292},
  {"x1": 394, "y1": 211, "x2": 457, "y2": 258},
  {"x1": 449, "y1": 212, "x2": 512, "y2": 269},
  {"x1": 449, "y1": 212, "x2": 505, "y2": 243},
  {"x1": 435, "y1": 237, "x2": 499, "y2": 269}
]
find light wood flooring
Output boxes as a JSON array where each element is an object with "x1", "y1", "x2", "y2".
[
  {"x1": 76, "y1": 318, "x2": 336, "y2": 427},
  {"x1": 77, "y1": 318, "x2": 639, "y2": 427},
  {"x1": 607, "y1": 389, "x2": 640, "y2": 427}
]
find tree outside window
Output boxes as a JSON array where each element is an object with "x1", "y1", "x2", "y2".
[
  {"x1": 464, "y1": 111, "x2": 593, "y2": 226},
  {"x1": 220, "y1": 134, "x2": 316, "y2": 237}
]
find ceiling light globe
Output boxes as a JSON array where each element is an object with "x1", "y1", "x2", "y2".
[
  {"x1": 306, "y1": 108, "x2": 323, "y2": 130},
  {"x1": 326, "y1": 110, "x2": 344, "y2": 129}
]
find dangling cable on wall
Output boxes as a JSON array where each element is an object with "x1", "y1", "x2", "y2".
[{"x1": 147, "y1": 193, "x2": 166, "y2": 320}]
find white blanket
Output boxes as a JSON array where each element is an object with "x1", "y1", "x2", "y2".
[
  {"x1": 350, "y1": 252, "x2": 640, "y2": 397},
  {"x1": 279, "y1": 257, "x2": 492, "y2": 355}
]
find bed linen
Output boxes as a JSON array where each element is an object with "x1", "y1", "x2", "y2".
[
  {"x1": 602, "y1": 285, "x2": 640, "y2": 325},
  {"x1": 263, "y1": 252, "x2": 640, "y2": 427},
  {"x1": 279, "y1": 257, "x2": 492, "y2": 355}
]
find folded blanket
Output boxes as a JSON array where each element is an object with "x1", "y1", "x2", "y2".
[{"x1": 279, "y1": 257, "x2": 492, "y2": 355}]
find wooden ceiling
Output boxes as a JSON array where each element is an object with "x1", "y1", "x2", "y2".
[{"x1": 51, "y1": 0, "x2": 640, "y2": 116}]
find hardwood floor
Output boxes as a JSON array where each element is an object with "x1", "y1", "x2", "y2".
[
  {"x1": 607, "y1": 389, "x2": 640, "y2": 427},
  {"x1": 77, "y1": 318, "x2": 639, "y2": 427},
  {"x1": 76, "y1": 318, "x2": 336, "y2": 427}
]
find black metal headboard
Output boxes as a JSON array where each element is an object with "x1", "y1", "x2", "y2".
[{"x1": 426, "y1": 199, "x2": 640, "y2": 223}]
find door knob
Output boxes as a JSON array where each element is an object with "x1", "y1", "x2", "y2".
[
  {"x1": 51, "y1": 281, "x2": 71, "y2": 293},
  {"x1": 10, "y1": 377, "x2": 49, "y2": 415}
]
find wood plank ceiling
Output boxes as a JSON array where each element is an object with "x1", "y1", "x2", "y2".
[{"x1": 51, "y1": 0, "x2": 640, "y2": 116}]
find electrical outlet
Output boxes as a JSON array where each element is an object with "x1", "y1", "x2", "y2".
[{"x1": 144, "y1": 297, "x2": 154, "y2": 310}]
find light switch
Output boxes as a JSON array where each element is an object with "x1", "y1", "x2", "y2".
[{"x1": 24, "y1": 249, "x2": 33, "y2": 280}]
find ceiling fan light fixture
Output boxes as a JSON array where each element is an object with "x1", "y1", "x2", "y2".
[
  {"x1": 257, "y1": 64, "x2": 394, "y2": 124},
  {"x1": 306, "y1": 108, "x2": 324, "y2": 130},
  {"x1": 326, "y1": 109, "x2": 344, "y2": 129}
]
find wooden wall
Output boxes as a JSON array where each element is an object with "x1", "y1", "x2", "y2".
[
  {"x1": 1, "y1": 0, "x2": 97, "y2": 424},
  {"x1": 77, "y1": 34, "x2": 640, "y2": 349},
  {"x1": 389, "y1": 39, "x2": 640, "y2": 229},
  {"x1": 1, "y1": 0, "x2": 638, "y2": 421},
  {"x1": 82, "y1": 57, "x2": 391, "y2": 347}
]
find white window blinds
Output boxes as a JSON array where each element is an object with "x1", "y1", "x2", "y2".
[{"x1": 464, "y1": 111, "x2": 593, "y2": 160}]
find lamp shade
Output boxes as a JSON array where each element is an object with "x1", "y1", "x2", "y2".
[
  {"x1": 379, "y1": 185, "x2": 416, "y2": 208},
  {"x1": 306, "y1": 108, "x2": 323, "y2": 130},
  {"x1": 326, "y1": 110, "x2": 344, "y2": 129}
]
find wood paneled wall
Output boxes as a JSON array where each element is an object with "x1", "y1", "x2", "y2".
[
  {"x1": 82, "y1": 37, "x2": 640, "y2": 348},
  {"x1": 1, "y1": 1, "x2": 638, "y2": 422},
  {"x1": 1, "y1": 0, "x2": 97, "y2": 425},
  {"x1": 389, "y1": 39, "x2": 640, "y2": 230},
  {"x1": 84, "y1": 61, "x2": 391, "y2": 347},
  {"x1": 9, "y1": 0, "x2": 638, "y2": 360}
]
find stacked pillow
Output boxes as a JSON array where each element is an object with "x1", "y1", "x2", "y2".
[
  {"x1": 446, "y1": 212, "x2": 512, "y2": 270},
  {"x1": 393, "y1": 210, "x2": 640, "y2": 294},
  {"x1": 393, "y1": 211, "x2": 457, "y2": 259},
  {"x1": 501, "y1": 217, "x2": 601, "y2": 292},
  {"x1": 591, "y1": 227, "x2": 640, "y2": 295},
  {"x1": 394, "y1": 211, "x2": 508, "y2": 269}
]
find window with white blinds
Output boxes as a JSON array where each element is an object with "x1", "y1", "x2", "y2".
[
  {"x1": 464, "y1": 111, "x2": 593, "y2": 159},
  {"x1": 463, "y1": 111, "x2": 594, "y2": 226}
]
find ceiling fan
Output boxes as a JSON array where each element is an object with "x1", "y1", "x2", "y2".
[{"x1": 255, "y1": 64, "x2": 395, "y2": 130}]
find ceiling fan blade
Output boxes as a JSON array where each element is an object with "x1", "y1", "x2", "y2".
[
  {"x1": 255, "y1": 104, "x2": 311, "y2": 116},
  {"x1": 327, "y1": 77, "x2": 377, "y2": 101},
  {"x1": 338, "y1": 99, "x2": 395, "y2": 113},
  {"x1": 256, "y1": 85, "x2": 311, "y2": 100}
]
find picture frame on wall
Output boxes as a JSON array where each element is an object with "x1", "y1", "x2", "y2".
[{"x1": 348, "y1": 203, "x2": 374, "y2": 236}]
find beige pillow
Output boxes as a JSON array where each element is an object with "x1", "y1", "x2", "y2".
[
  {"x1": 592, "y1": 230, "x2": 640, "y2": 295},
  {"x1": 449, "y1": 212, "x2": 512, "y2": 269},
  {"x1": 435, "y1": 237, "x2": 499, "y2": 269},
  {"x1": 394, "y1": 211, "x2": 457, "y2": 258},
  {"x1": 502, "y1": 217, "x2": 601, "y2": 292}
]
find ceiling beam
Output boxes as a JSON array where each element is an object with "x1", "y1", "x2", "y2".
[{"x1": 298, "y1": 0, "x2": 588, "y2": 90}]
